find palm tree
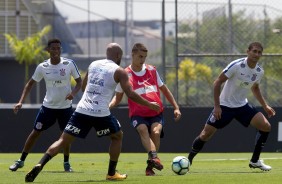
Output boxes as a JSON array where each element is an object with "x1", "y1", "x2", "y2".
[{"x1": 4, "y1": 25, "x2": 51, "y2": 102}]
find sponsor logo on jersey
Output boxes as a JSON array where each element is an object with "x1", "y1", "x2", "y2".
[
  {"x1": 60, "y1": 68, "x2": 66, "y2": 76},
  {"x1": 84, "y1": 98, "x2": 98, "y2": 104},
  {"x1": 35, "y1": 122, "x2": 43, "y2": 129},
  {"x1": 240, "y1": 81, "x2": 249, "y2": 87},
  {"x1": 256, "y1": 67, "x2": 261, "y2": 72},
  {"x1": 63, "y1": 61, "x2": 69, "y2": 65},
  {"x1": 137, "y1": 78, "x2": 150, "y2": 85},
  {"x1": 251, "y1": 74, "x2": 257, "y2": 81},
  {"x1": 92, "y1": 68, "x2": 107, "y2": 74},
  {"x1": 86, "y1": 90, "x2": 102, "y2": 95},
  {"x1": 65, "y1": 124, "x2": 81, "y2": 134},
  {"x1": 89, "y1": 78, "x2": 104, "y2": 86},
  {"x1": 240, "y1": 63, "x2": 245, "y2": 68},
  {"x1": 97, "y1": 128, "x2": 110, "y2": 136},
  {"x1": 53, "y1": 81, "x2": 62, "y2": 87}
]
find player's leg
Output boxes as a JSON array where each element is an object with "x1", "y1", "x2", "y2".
[
  {"x1": 25, "y1": 111, "x2": 88, "y2": 182},
  {"x1": 147, "y1": 122, "x2": 163, "y2": 173},
  {"x1": 135, "y1": 124, "x2": 157, "y2": 175},
  {"x1": 107, "y1": 130, "x2": 123, "y2": 178},
  {"x1": 188, "y1": 124, "x2": 217, "y2": 165},
  {"x1": 58, "y1": 107, "x2": 74, "y2": 172},
  {"x1": 25, "y1": 132, "x2": 75, "y2": 182},
  {"x1": 188, "y1": 106, "x2": 234, "y2": 165},
  {"x1": 249, "y1": 112, "x2": 271, "y2": 171},
  {"x1": 9, "y1": 129, "x2": 41, "y2": 171},
  {"x1": 105, "y1": 115, "x2": 127, "y2": 180},
  {"x1": 150, "y1": 122, "x2": 162, "y2": 151},
  {"x1": 10, "y1": 106, "x2": 55, "y2": 172}
]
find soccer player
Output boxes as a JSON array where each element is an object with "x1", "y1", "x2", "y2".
[
  {"x1": 109, "y1": 43, "x2": 181, "y2": 176},
  {"x1": 188, "y1": 42, "x2": 276, "y2": 171},
  {"x1": 24, "y1": 43, "x2": 160, "y2": 182},
  {"x1": 9, "y1": 38, "x2": 82, "y2": 172}
]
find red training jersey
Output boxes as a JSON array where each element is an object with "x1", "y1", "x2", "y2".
[{"x1": 126, "y1": 64, "x2": 164, "y2": 117}]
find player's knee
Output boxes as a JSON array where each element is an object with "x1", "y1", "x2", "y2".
[
  {"x1": 111, "y1": 130, "x2": 123, "y2": 140},
  {"x1": 263, "y1": 122, "x2": 271, "y2": 132},
  {"x1": 151, "y1": 130, "x2": 160, "y2": 138},
  {"x1": 199, "y1": 131, "x2": 214, "y2": 141}
]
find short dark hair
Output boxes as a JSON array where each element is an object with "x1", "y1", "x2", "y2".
[
  {"x1": 47, "y1": 38, "x2": 61, "y2": 47},
  {"x1": 132, "y1": 43, "x2": 148, "y2": 53},
  {"x1": 248, "y1": 42, "x2": 263, "y2": 51}
]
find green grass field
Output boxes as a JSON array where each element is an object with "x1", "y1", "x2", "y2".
[{"x1": 1, "y1": 152, "x2": 281, "y2": 184}]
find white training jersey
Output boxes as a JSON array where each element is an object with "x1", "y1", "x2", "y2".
[
  {"x1": 115, "y1": 64, "x2": 164, "y2": 93},
  {"x1": 76, "y1": 59, "x2": 119, "y2": 117},
  {"x1": 32, "y1": 57, "x2": 81, "y2": 109},
  {"x1": 220, "y1": 57, "x2": 264, "y2": 108}
]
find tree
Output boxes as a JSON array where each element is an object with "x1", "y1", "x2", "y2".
[
  {"x1": 166, "y1": 58, "x2": 212, "y2": 106},
  {"x1": 4, "y1": 25, "x2": 51, "y2": 102}
]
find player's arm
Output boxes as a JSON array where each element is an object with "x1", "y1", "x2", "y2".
[
  {"x1": 109, "y1": 92, "x2": 124, "y2": 109},
  {"x1": 65, "y1": 77, "x2": 82, "y2": 100},
  {"x1": 14, "y1": 79, "x2": 36, "y2": 114},
  {"x1": 213, "y1": 72, "x2": 228, "y2": 120},
  {"x1": 114, "y1": 67, "x2": 160, "y2": 112},
  {"x1": 81, "y1": 72, "x2": 88, "y2": 92},
  {"x1": 159, "y1": 85, "x2": 181, "y2": 121},
  {"x1": 251, "y1": 83, "x2": 275, "y2": 118}
]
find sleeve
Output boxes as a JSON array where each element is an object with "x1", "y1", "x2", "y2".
[
  {"x1": 32, "y1": 65, "x2": 43, "y2": 82},
  {"x1": 70, "y1": 60, "x2": 81, "y2": 79},
  {"x1": 256, "y1": 69, "x2": 264, "y2": 84},
  {"x1": 156, "y1": 70, "x2": 164, "y2": 87},
  {"x1": 222, "y1": 61, "x2": 238, "y2": 79},
  {"x1": 115, "y1": 83, "x2": 123, "y2": 93}
]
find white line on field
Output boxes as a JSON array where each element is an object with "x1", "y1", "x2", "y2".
[{"x1": 198, "y1": 157, "x2": 282, "y2": 161}]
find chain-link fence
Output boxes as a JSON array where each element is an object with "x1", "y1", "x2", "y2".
[
  {"x1": 1, "y1": 0, "x2": 282, "y2": 106},
  {"x1": 174, "y1": 0, "x2": 282, "y2": 107}
]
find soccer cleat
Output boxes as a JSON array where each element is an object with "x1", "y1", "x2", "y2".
[
  {"x1": 147, "y1": 157, "x2": 163, "y2": 171},
  {"x1": 249, "y1": 160, "x2": 271, "y2": 171},
  {"x1": 106, "y1": 171, "x2": 127, "y2": 180},
  {"x1": 64, "y1": 162, "x2": 73, "y2": 172},
  {"x1": 9, "y1": 160, "x2": 24, "y2": 171},
  {"x1": 25, "y1": 165, "x2": 42, "y2": 182},
  {"x1": 145, "y1": 166, "x2": 155, "y2": 176}
]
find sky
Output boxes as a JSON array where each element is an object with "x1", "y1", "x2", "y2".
[{"x1": 54, "y1": 0, "x2": 282, "y2": 23}]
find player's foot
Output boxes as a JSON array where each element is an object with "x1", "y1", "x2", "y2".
[
  {"x1": 106, "y1": 171, "x2": 127, "y2": 180},
  {"x1": 25, "y1": 165, "x2": 42, "y2": 182},
  {"x1": 9, "y1": 160, "x2": 24, "y2": 171},
  {"x1": 147, "y1": 157, "x2": 163, "y2": 171},
  {"x1": 249, "y1": 160, "x2": 271, "y2": 171},
  {"x1": 64, "y1": 162, "x2": 73, "y2": 172},
  {"x1": 145, "y1": 166, "x2": 155, "y2": 176}
]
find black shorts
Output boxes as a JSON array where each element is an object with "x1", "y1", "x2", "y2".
[
  {"x1": 34, "y1": 106, "x2": 73, "y2": 131},
  {"x1": 64, "y1": 112, "x2": 121, "y2": 138},
  {"x1": 206, "y1": 103, "x2": 259, "y2": 129},
  {"x1": 130, "y1": 113, "x2": 165, "y2": 138}
]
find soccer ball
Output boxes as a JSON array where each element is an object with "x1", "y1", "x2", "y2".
[{"x1": 171, "y1": 156, "x2": 190, "y2": 175}]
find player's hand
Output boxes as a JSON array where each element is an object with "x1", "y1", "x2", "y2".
[
  {"x1": 174, "y1": 109, "x2": 181, "y2": 122},
  {"x1": 148, "y1": 102, "x2": 160, "y2": 112},
  {"x1": 65, "y1": 94, "x2": 74, "y2": 100},
  {"x1": 13, "y1": 103, "x2": 22, "y2": 114},
  {"x1": 264, "y1": 105, "x2": 276, "y2": 118},
  {"x1": 213, "y1": 106, "x2": 222, "y2": 120}
]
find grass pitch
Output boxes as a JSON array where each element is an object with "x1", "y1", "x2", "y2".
[{"x1": 1, "y1": 152, "x2": 281, "y2": 184}]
